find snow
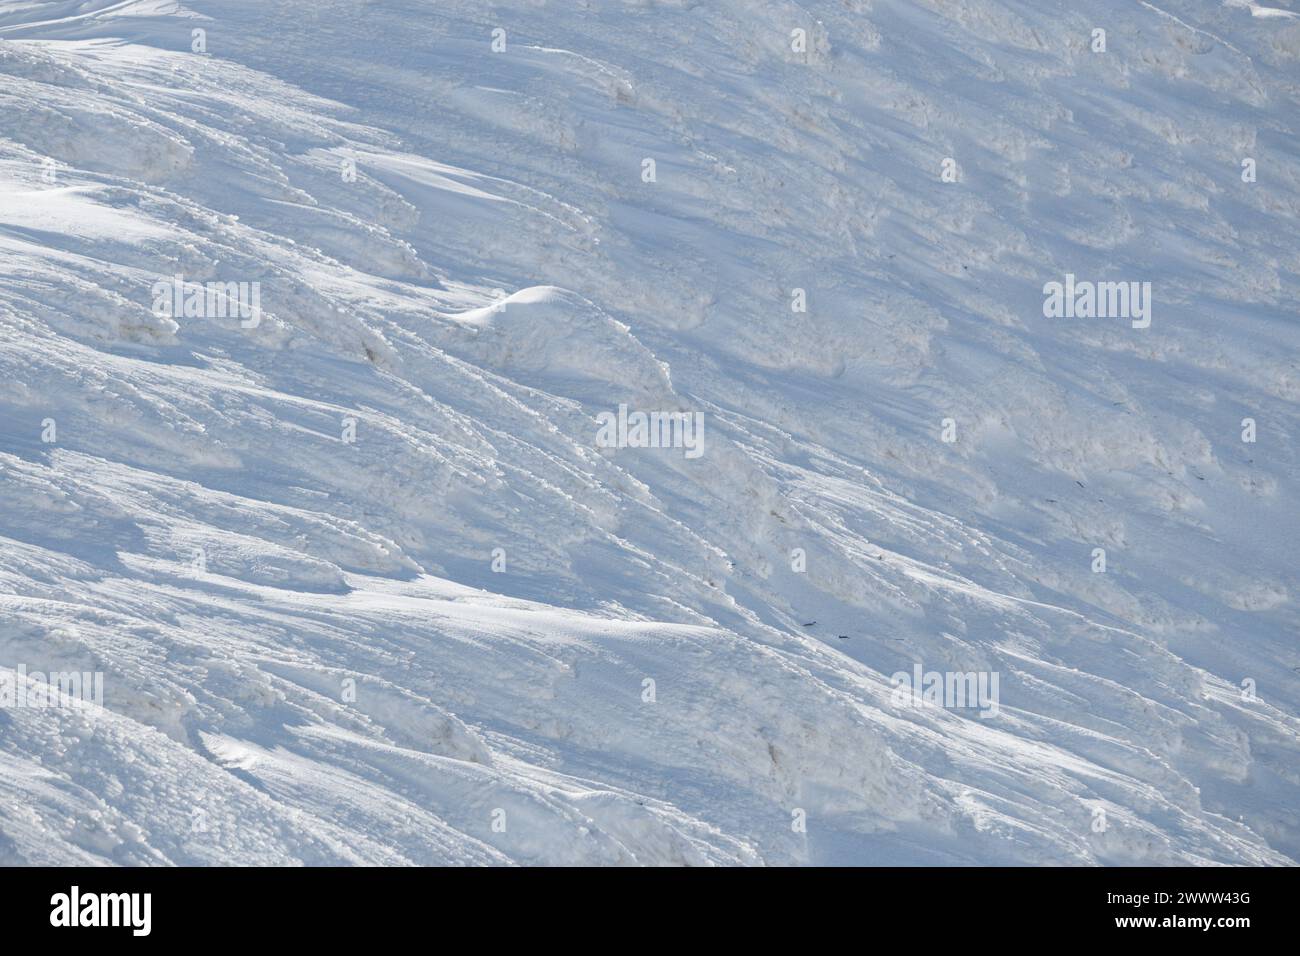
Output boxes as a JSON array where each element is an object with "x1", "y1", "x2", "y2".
[{"x1": 1, "y1": 0, "x2": 1298, "y2": 865}]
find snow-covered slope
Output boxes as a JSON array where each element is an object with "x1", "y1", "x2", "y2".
[{"x1": 1, "y1": 0, "x2": 1298, "y2": 865}]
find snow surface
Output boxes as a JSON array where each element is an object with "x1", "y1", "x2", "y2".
[{"x1": 1, "y1": 0, "x2": 1298, "y2": 865}]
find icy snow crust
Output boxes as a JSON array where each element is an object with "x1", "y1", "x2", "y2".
[{"x1": 0, "y1": 0, "x2": 1298, "y2": 865}]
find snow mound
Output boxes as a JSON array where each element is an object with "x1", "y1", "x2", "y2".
[{"x1": 447, "y1": 285, "x2": 674, "y2": 401}]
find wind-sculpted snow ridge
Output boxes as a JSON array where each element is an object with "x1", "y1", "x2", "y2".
[{"x1": 1, "y1": 0, "x2": 1298, "y2": 865}]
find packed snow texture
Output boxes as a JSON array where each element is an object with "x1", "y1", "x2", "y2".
[{"x1": 1, "y1": 0, "x2": 1298, "y2": 865}]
